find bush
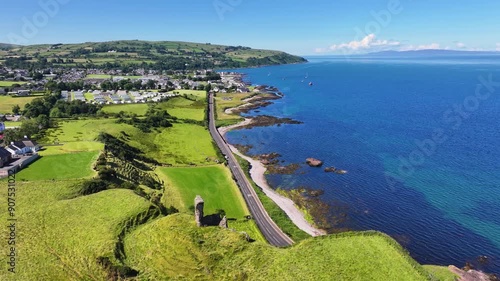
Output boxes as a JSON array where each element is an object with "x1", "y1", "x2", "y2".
[{"x1": 98, "y1": 167, "x2": 117, "y2": 181}]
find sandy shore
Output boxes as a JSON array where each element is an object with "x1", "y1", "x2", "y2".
[{"x1": 218, "y1": 120, "x2": 326, "y2": 237}]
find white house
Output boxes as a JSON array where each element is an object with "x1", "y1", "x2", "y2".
[
  {"x1": 6, "y1": 142, "x2": 30, "y2": 156},
  {"x1": 5, "y1": 137, "x2": 39, "y2": 156},
  {"x1": 21, "y1": 137, "x2": 40, "y2": 153}
]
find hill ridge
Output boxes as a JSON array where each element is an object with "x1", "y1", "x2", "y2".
[{"x1": 0, "y1": 40, "x2": 306, "y2": 70}]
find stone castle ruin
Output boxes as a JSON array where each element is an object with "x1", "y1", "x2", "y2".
[
  {"x1": 195, "y1": 195, "x2": 204, "y2": 227},
  {"x1": 194, "y1": 195, "x2": 252, "y2": 241}
]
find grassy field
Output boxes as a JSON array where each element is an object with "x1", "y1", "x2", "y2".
[
  {"x1": 40, "y1": 119, "x2": 131, "y2": 155},
  {"x1": 124, "y1": 214, "x2": 447, "y2": 280},
  {"x1": 41, "y1": 118, "x2": 218, "y2": 166},
  {"x1": 16, "y1": 151, "x2": 99, "y2": 181},
  {"x1": 159, "y1": 165, "x2": 265, "y2": 242},
  {"x1": 0, "y1": 180, "x2": 154, "y2": 280},
  {"x1": 102, "y1": 103, "x2": 149, "y2": 116},
  {"x1": 150, "y1": 123, "x2": 218, "y2": 165},
  {"x1": 159, "y1": 166, "x2": 248, "y2": 217},
  {"x1": 423, "y1": 265, "x2": 459, "y2": 281},
  {"x1": 0, "y1": 81, "x2": 27, "y2": 86},
  {"x1": 0, "y1": 95, "x2": 38, "y2": 114},
  {"x1": 40, "y1": 141, "x2": 104, "y2": 156},
  {"x1": 157, "y1": 97, "x2": 206, "y2": 121},
  {"x1": 101, "y1": 97, "x2": 206, "y2": 120},
  {"x1": 173, "y1": 89, "x2": 207, "y2": 100},
  {"x1": 215, "y1": 92, "x2": 253, "y2": 121}
]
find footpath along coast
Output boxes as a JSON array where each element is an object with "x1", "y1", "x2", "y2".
[{"x1": 215, "y1": 95, "x2": 325, "y2": 237}]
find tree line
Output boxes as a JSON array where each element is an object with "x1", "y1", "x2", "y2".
[
  {"x1": 21, "y1": 93, "x2": 101, "y2": 118},
  {"x1": 117, "y1": 105, "x2": 175, "y2": 133}
]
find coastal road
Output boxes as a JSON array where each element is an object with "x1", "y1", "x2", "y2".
[{"x1": 208, "y1": 93, "x2": 294, "y2": 247}]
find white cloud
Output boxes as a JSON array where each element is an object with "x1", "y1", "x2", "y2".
[
  {"x1": 315, "y1": 36, "x2": 485, "y2": 54},
  {"x1": 322, "y1": 34, "x2": 400, "y2": 53},
  {"x1": 496, "y1": 43, "x2": 500, "y2": 51}
]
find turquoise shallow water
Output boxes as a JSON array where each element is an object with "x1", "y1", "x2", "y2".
[{"x1": 223, "y1": 56, "x2": 500, "y2": 272}]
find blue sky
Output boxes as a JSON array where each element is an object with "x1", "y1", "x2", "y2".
[{"x1": 1, "y1": 0, "x2": 499, "y2": 55}]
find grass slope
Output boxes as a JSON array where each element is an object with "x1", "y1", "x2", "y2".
[
  {"x1": 124, "y1": 214, "x2": 439, "y2": 281},
  {"x1": 0, "y1": 180, "x2": 154, "y2": 280},
  {"x1": 423, "y1": 265, "x2": 459, "y2": 281},
  {"x1": 42, "y1": 117, "x2": 217, "y2": 165},
  {"x1": 151, "y1": 123, "x2": 217, "y2": 165},
  {"x1": 16, "y1": 151, "x2": 99, "y2": 181},
  {"x1": 40, "y1": 118, "x2": 132, "y2": 155},
  {"x1": 158, "y1": 96, "x2": 206, "y2": 121}
]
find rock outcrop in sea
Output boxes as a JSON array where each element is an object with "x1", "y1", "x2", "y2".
[
  {"x1": 324, "y1": 166, "x2": 348, "y2": 174},
  {"x1": 306, "y1": 158, "x2": 323, "y2": 167}
]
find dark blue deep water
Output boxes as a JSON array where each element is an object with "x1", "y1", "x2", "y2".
[{"x1": 223, "y1": 56, "x2": 500, "y2": 273}]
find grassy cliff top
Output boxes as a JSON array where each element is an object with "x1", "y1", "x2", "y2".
[{"x1": 125, "y1": 213, "x2": 453, "y2": 280}]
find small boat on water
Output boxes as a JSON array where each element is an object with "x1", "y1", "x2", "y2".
[{"x1": 309, "y1": 82, "x2": 313, "y2": 86}]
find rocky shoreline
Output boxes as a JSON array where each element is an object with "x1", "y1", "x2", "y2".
[
  {"x1": 216, "y1": 78, "x2": 357, "y2": 236},
  {"x1": 239, "y1": 115, "x2": 303, "y2": 129},
  {"x1": 216, "y1": 84, "x2": 326, "y2": 237}
]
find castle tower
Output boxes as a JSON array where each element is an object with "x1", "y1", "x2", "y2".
[{"x1": 195, "y1": 195, "x2": 204, "y2": 227}]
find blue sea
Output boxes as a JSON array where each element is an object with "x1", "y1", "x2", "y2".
[{"x1": 223, "y1": 55, "x2": 500, "y2": 273}]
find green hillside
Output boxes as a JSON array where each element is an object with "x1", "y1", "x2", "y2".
[
  {"x1": 0, "y1": 40, "x2": 306, "y2": 70},
  {"x1": 125, "y1": 214, "x2": 453, "y2": 281}
]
